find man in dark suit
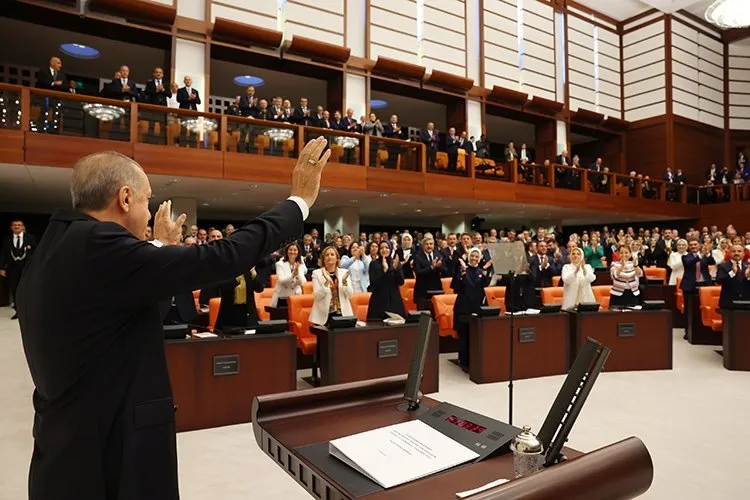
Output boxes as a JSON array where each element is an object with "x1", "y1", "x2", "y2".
[
  {"x1": 529, "y1": 241, "x2": 561, "y2": 287},
  {"x1": 107, "y1": 65, "x2": 139, "y2": 101},
  {"x1": 590, "y1": 157, "x2": 604, "y2": 193},
  {"x1": 176, "y1": 75, "x2": 201, "y2": 110},
  {"x1": 383, "y1": 114, "x2": 406, "y2": 169},
  {"x1": 555, "y1": 150, "x2": 569, "y2": 166},
  {"x1": 413, "y1": 235, "x2": 447, "y2": 310},
  {"x1": 17, "y1": 138, "x2": 331, "y2": 500},
  {"x1": 142, "y1": 67, "x2": 171, "y2": 142},
  {"x1": 292, "y1": 97, "x2": 311, "y2": 125},
  {"x1": 680, "y1": 239, "x2": 715, "y2": 293},
  {"x1": 422, "y1": 122, "x2": 440, "y2": 170},
  {"x1": 36, "y1": 56, "x2": 66, "y2": 90},
  {"x1": 300, "y1": 234, "x2": 320, "y2": 271},
  {"x1": 342, "y1": 109, "x2": 360, "y2": 133},
  {"x1": 446, "y1": 127, "x2": 459, "y2": 171},
  {"x1": 458, "y1": 131, "x2": 473, "y2": 154},
  {"x1": 519, "y1": 143, "x2": 532, "y2": 163},
  {"x1": 0, "y1": 220, "x2": 36, "y2": 320},
  {"x1": 716, "y1": 245, "x2": 750, "y2": 310}
]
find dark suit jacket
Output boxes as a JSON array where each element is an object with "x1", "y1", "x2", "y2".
[
  {"x1": 446, "y1": 135, "x2": 459, "y2": 154},
  {"x1": 367, "y1": 257, "x2": 406, "y2": 320},
  {"x1": 680, "y1": 253, "x2": 715, "y2": 292},
  {"x1": 17, "y1": 201, "x2": 303, "y2": 500},
  {"x1": 239, "y1": 96, "x2": 257, "y2": 117},
  {"x1": 105, "y1": 79, "x2": 139, "y2": 101},
  {"x1": 143, "y1": 80, "x2": 172, "y2": 106},
  {"x1": 716, "y1": 261, "x2": 750, "y2": 309},
  {"x1": 663, "y1": 172, "x2": 675, "y2": 183},
  {"x1": 384, "y1": 123, "x2": 406, "y2": 140},
  {"x1": 159, "y1": 292, "x2": 197, "y2": 324},
  {"x1": 292, "y1": 106, "x2": 310, "y2": 125},
  {"x1": 0, "y1": 232, "x2": 37, "y2": 272},
  {"x1": 36, "y1": 67, "x2": 66, "y2": 89},
  {"x1": 555, "y1": 155, "x2": 569, "y2": 165},
  {"x1": 529, "y1": 254, "x2": 560, "y2": 287},
  {"x1": 422, "y1": 129, "x2": 440, "y2": 150},
  {"x1": 176, "y1": 87, "x2": 201, "y2": 110},
  {"x1": 342, "y1": 117, "x2": 360, "y2": 133},
  {"x1": 644, "y1": 245, "x2": 668, "y2": 268},
  {"x1": 253, "y1": 108, "x2": 271, "y2": 121},
  {"x1": 215, "y1": 272, "x2": 265, "y2": 331},
  {"x1": 413, "y1": 251, "x2": 446, "y2": 301},
  {"x1": 458, "y1": 139, "x2": 473, "y2": 153}
]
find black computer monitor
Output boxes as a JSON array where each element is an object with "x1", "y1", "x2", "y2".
[
  {"x1": 540, "y1": 304, "x2": 562, "y2": 314},
  {"x1": 255, "y1": 320, "x2": 287, "y2": 334},
  {"x1": 328, "y1": 315, "x2": 358, "y2": 330},
  {"x1": 163, "y1": 323, "x2": 189, "y2": 340},
  {"x1": 477, "y1": 306, "x2": 501, "y2": 317},
  {"x1": 642, "y1": 300, "x2": 665, "y2": 310},
  {"x1": 576, "y1": 302, "x2": 600, "y2": 312},
  {"x1": 399, "y1": 312, "x2": 432, "y2": 413}
]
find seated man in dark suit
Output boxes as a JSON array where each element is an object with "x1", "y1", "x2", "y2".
[
  {"x1": 176, "y1": 75, "x2": 201, "y2": 110},
  {"x1": 680, "y1": 239, "x2": 715, "y2": 294},
  {"x1": 422, "y1": 122, "x2": 440, "y2": 170},
  {"x1": 413, "y1": 234, "x2": 447, "y2": 310},
  {"x1": 716, "y1": 244, "x2": 750, "y2": 310}
]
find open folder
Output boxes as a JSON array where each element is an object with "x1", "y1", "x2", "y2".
[
  {"x1": 329, "y1": 420, "x2": 479, "y2": 489},
  {"x1": 384, "y1": 312, "x2": 406, "y2": 325}
]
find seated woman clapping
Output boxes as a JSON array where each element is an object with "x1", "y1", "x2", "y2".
[
  {"x1": 310, "y1": 246, "x2": 354, "y2": 326},
  {"x1": 561, "y1": 247, "x2": 596, "y2": 311}
]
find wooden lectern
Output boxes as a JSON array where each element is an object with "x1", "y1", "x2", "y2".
[{"x1": 252, "y1": 375, "x2": 654, "y2": 499}]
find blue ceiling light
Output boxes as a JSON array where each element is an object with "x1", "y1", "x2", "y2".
[
  {"x1": 370, "y1": 99, "x2": 388, "y2": 109},
  {"x1": 233, "y1": 75, "x2": 265, "y2": 87},
  {"x1": 59, "y1": 43, "x2": 100, "y2": 59}
]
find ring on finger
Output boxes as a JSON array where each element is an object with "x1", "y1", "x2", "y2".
[{"x1": 307, "y1": 159, "x2": 316, "y2": 164}]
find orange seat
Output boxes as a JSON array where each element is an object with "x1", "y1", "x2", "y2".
[
  {"x1": 350, "y1": 292, "x2": 371, "y2": 322},
  {"x1": 254, "y1": 288, "x2": 274, "y2": 321},
  {"x1": 269, "y1": 274, "x2": 277, "y2": 288},
  {"x1": 541, "y1": 287, "x2": 564, "y2": 305},
  {"x1": 483, "y1": 286, "x2": 507, "y2": 314},
  {"x1": 644, "y1": 266, "x2": 667, "y2": 284},
  {"x1": 192, "y1": 289, "x2": 200, "y2": 312},
  {"x1": 432, "y1": 294, "x2": 458, "y2": 338},
  {"x1": 287, "y1": 294, "x2": 316, "y2": 355},
  {"x1": 592, "y1": 286, "x2": 611, "y2": 311},
  {"x1": 400, "y1": 279, "x2": 417, "y2": 312},
  {"x1": 207, "y1": 297, "x2": 221, "y2": 332},
  {"x1": 302, "y1": 281, "x2": 313, "y2": 295},
  {"x1": 552, "y1": 276, "x2": 561, "y2": 287},
  {"x1": 698, "y1": 286, "x2": 722, "y2": 331},
  {"x1": 441, "y1": 277, "x2": 454, "y2": 294},
  {"x1": 675, "y1": 277, "x2": 684, "y2": 314}
]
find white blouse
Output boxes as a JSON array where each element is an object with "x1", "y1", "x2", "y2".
[
  {"x1": 271, "y1": 260, "x2": 307, "y2": 306},
  {"x1": 667, "y1": 251, "x2": 686, "y2": 286},
  {"x1": 561, "y1": 263, "x2": 596, "y2": 311}
]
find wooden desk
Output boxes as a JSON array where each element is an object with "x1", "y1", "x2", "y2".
[
  {"x1": 252, "y1": 376, "x2": 654, "y2": 499},
  {"x1": 594, "y1": 268, "x2": 613, "y2": 286},
  {"x1": 643, "y1": 283, "x2": 685, "y2": 328},
  {"x1": 469, "y1": 314, "x2": 569, "y2": 384},
  {"x1": 684, "y1": 292, "x2": 720, "y2": 345},
  {"x1": 311, "y1": 322, "x2": 439, "y2": 394},
  {"x1": 165, "y1": 332, "x2": 296, "y2": 432},
  {"x1": 722, "y1": 309, "x2": 750, "y2": 371},
  {"x1": 265, "y1": 305, "x2": 289, "y2": 320},
  {"x1": 569, "y1": 310, "x2": 672, "y2": 372}
]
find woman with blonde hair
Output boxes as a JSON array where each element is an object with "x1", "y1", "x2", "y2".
[
  {"x1": 310, "y1": 246, "x2": 353, "y2": 326},
  {"x1": 667, "y1": 238, "x2": 688, "y2": 286},
  {"x1": 561, "y1": 247, "x2": 596, "y2": 310}
]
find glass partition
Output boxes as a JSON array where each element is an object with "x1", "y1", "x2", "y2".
[
  {"x1": 0, "y1": 88, "x2": 21, "y2": 130},
  {"x1": 585, "y1": 169, "x2": 613, "y2": 194},
  {"x1": 369, "y1": 136, "x2": 422, "y2": 172},
  {"x1": 29, "y1": 92, "x2": 132, "y2": 141},
  {"x1": 685, "y1": 185, "x2": 700, "y2": 204},
  {"x1": 136, "y1": 105, "x2": 221, "y2": 150},
  {"x1": 226, "y1": 116, "x2": 297, "y2": 158},
  {"x1": 303, "y1": 126, "x2": 363, "y2": 166}
]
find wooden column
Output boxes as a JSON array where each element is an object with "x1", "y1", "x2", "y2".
[{"x1": 535, "y1": 120, "x2": 556, "y2": 164}]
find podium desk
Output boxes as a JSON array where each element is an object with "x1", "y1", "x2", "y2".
[
  {"x1": 684, "y1": 291, "x2": 720, "y2": 345},
  {"x1": 252, "y1": 375, "x2": 654, "y2": 500},
  {"x1": 165, "y1": 332, "x2": 296, "y2": 432},
  {"x1": 469, "y1": 314, "x2": 569, "y2": 384},
  {"x1": 569, "y1": 310, "x2": 672, "y2": 372},
  {"x1": 311, "y1": 322, "x2": 439, "y2": 394},
  {"x1": 722, "y1": 309, "x2": 750, "y2": 371}
]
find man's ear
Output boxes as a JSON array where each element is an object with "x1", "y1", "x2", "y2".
[{"x1": 118, "y1": 186, "x2": 131, "y2": 213}]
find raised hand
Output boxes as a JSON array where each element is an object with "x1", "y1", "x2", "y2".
[
  {"x1": 342, "y1": 271, "x2": 349, "y2": 286},
  {"x1": 393, "y1": 255, "x2": 400, "y2": 268},
  {"x1": 433, "y1": 258, "x2": 442, "y2": 268},
  {"x1": 382, "y1": 257, "x2": 389, "y2": 272},
  {"x1": 290, "y1": 137, "x2": 331, "y2": 208},
  {"x1": 153, "y1": 200, "x2": 187, "y2": 245},
  {"x1": 733, "y1": 261, "x2": 739, "y2": 275},
  {"x1": 483, "y1": 259, "x2": 493, "y2": 270}
]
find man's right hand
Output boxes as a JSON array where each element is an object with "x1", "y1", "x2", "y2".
[{"x1": 291, "y1": 137, "x2": 331, "y2": 208}]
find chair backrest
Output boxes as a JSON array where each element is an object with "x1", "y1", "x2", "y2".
[
  {"x1": 192, "y1": 290, "x2": 200, "y2": 312},
  {"x1": 441, "y1": 277, "x2": 454, "y2": 294},
  {"x1": 698, "y1": 286, "x2": 721, "y2": 327},
  {"x1": 349, "y1": 292, "x2": 371, "y2": 322},
  {"x1": 302, "y1": 281, "x2": 313, "y2": 295},
  {"x1": 698, "y1": 286, "x2": 721, "y2": 306},
  {"x1": 287, "y1": 294, "x2": 315, "y2": 337},
  {"x1": 644, "y1": 266, "x2": 667, "y2": 284},
  {"x1": 552, "y1": 276, "x2": 561, "y2": 286},
  {"x1": 401, "y1": 278, "x2": 416, "y2": 290},
  {"x1": 675, "y1": 276, "x2": 684, "y2": 313},
  {"x1": 592, "y1": 285, "x2": 611, "y2": 310},
  {"x1": 208, "y1": 297, "x2": 221, "y2": 332},
  {"x1": 269, "y1": 274, "x2": 278, "y2": 288},
  {"x1": 400, "y1": 287, "x2": 417, "y2": 313},
  {"x1": 255, "y1": 289, "x2": 274, "y2": 321},
  {"x1": 541, "y1": 287, "x2": 564, "y2": 305},
  {"x1": 484, "y1": 286, "x2": 507, "y2": 312},
  {"x1": 431, "y1": 294, "x2": 458, "y2": 338}
]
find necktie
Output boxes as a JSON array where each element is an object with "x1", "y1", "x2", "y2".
[
  {"x1": 695, "y1": 256, "x2": 701, "y2": 280},
  {"x1": 429, "y1": 253, "x2": 433, "y2": 262},
  {"x1": 15, "y1": 236, "x2": 21, "y2": 249},
  {"x1": 156, "y1": 80, "x2": 161, "y2": 86}
]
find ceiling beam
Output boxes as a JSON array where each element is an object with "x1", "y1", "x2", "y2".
[{"x1": 723, "y1": 27, "x2": 750, "y2": 44}]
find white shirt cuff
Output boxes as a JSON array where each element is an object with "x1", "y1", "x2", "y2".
[
  {"x1": 287, "y1": 196, "x2": 310, "y2": 221},
  {"x1": 729, "y1": 270, "x2": 736, "y2": 278}
]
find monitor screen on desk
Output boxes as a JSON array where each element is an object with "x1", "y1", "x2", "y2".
[{"x1": 403, "y1": 312, "x2": 433, "y2": 410}]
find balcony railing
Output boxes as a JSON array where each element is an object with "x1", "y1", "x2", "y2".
[{"x1": 0, "y1": 82, "x2": 736, "y2": 207}]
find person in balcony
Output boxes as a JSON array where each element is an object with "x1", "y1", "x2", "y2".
[
  {"x1": 383, "y1": 114, "x2": 406, "y2": 169},
  {"x1": 367, "y1": 242, "x2": 406, "y2": 321},
  {"x1": 343, "y1": 109, "x2": 360, "y2": 133},
  {"x1": 292, "y1": 97, "x2": 311, "y2": 125},
  {"x1": 310, "y1": 247, "x2": 353, "y2": 326},
  {"x1": 331, "y1": 110, "x2": 345, "y2": 130},
  {"x1": 446, "y1": 127, "x2": 459, "y2": 171},
  {"x1": 458, "y1": 131, "x2": 473, "y2": 155},
  {"x1": 166, "y1": 83, "x2": 180, "y2": 110},
  {"x1": 422, "y1": 122, "x2": 440, "y2": 171},
  {"x1": 363, "y1": 113, "x2": 385, "y2": 167},
  {"x1": 279, "y1": 99, "x2": 294, "y2": 122},
  {"x1": 177, "y1": 75, "x2": 201, "y2": 111},
  {"x1": 504, "y1": 141, "x2": 518, "y2": 162}
]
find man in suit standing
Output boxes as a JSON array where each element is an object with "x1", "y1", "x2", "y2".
[
  {"x1": 716, "y1": 244, "x2": 750, "y2": 310},
  {"x1": 0, "y1": 220, "x2": 36, "y2": 320},
  {"x1": 36, "y1": 57, "x2": 66, "y2": 133},
  {"x1": 519, "y1": 143, "x2": 532, "y2": 163},
  {"x1": 446, "y1": 127, "x2": 459, "y2": 171},
  {"x1": 529, "y1": 241, "x2": 561, "y2": 287},
  {"x1": 300, "y1": 233, "x2": 320, "y2": 271},
  {"x1": 176, "y1": 75, "x2": 201, "y2": 110},
  {"x1": 109, "y1": 65, "x2": 139, "y2": 101},
  {"x1": 17, "y1": 137, "x2": 331, "y2": 500},
  {"x1": 504, "y1": 141, "x2": 518, "y2": 162},
  {"x1": 590, "y1": 157, "x2": 604, "y2": 193},
  {"x1": 422, "y1": 122, "x2": 440, "y2": 170},
  {"x1": 292, "y1": 97, "x2": 311, "y2": 125},
  {"x1": 239, "y1": 86, "x2": 259, "y2": 152},
  {"x1": 383, "y1": 114, "x2": 406, "y2": 169},
  {"x1": 413, "y1": 234, "x2": 447, "y2": 310},
  {"x1": 681, "y1": 239, "x2": 715, "y2": 294},
  {"x1": 458, "y1": 131, "x2": 473, "y2": 154},
  {"x1": 143, "y1": 67, "x2": 171, "y2": 143}
]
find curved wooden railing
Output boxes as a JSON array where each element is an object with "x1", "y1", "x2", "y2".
[{"x1": 0, "y1": 82, "x2": 738, "y2": 206}]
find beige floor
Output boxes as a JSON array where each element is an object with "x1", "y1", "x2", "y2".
[{"x1": 1, "y1": 306, "x2": 749, "y2": 499}]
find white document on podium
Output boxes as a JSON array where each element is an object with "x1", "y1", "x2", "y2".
[{"x1": 329, "y1": 420, "x2": 479, "y2": 489}]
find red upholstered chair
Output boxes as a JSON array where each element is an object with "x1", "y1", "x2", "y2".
[
  {"x1": 698, "y1": 286, "x2": 722, "y2": 332},
  {"x1": 675, "y1": 277, "x2": 684, "y2": 314},
  {"x1": 483, "y1": 287, "x2": 507, "y2": 314},
  {"x1": 541, "y1": 287, "x2": 564, "y2": 305},
  {"x1": 400, "y1": 279, "x2": 417, "y2": 312},
  {"x1": 552, "y1": 276, "x2": 561, "y2": 287},
  {"x1": 592, "y1": 286, "x2": 611, "y2": 311},
  {"x1": 431, "y1": 294, "x2": 458, "y2": 338},
  {"x1": 441, "y1": 277, "x2": 454, "y2": 294},
  {"x1": 644, "y1": 266, "x2": 667, "y2": 284},
  {"x1": 207, "y1": 297, "x2": 221, "y2": 332},
  {"x1": 254, "y1": 288, "x2": 274, "y2": 321},
  {"x1": 350, "y1": 293, "x2": 371, "y2": 322},
  {"x1": 287, "y1": 294, "x2": 316, "y2": 355}
]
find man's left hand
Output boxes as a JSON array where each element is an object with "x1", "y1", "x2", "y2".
[{"x1": 154, "y1": 200, "x2": 187, "y2": 245}]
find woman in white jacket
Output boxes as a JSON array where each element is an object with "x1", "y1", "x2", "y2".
[
  {"x1": 561, "y1": 247, "x2": 596, "y2": 311},
  {"x1": 339, "y1": 241, "x2": 371, "y2": 293},
  {"x1": 271, "y1": 242, "x2": 307, "y2": 307},
  {"x1": 310, "y1": 246, "x2": 354, "y2": 326},
  {"x1": 667, "y1": 238, "x2": 688, "y2": 286},
  {"x1": 711, "y1": 238, "x2": 729, "y2": 279}
]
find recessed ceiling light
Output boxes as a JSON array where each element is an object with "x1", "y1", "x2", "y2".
[
  {"x1": 201, "y1": 202, "x2": 210, "y2": 206},
  {"x1": 415, "y1": 209, "x2": 422, "y2": 213},
  {"x1": 249, "y1": 183, "x2": 259, "y2": 188},
  {"x1": 233, "y1": 75, "x2": 265, "y2": 87},
  {"x1": 59, "y1": 43, "x2": 100, "y2": 59},
  {"x1": 321, "y1": 188, "x2": 330, "y2": 193},
  {"x1": 370, "y1": 99, "x2": 388, "y2": 109},
  {"x1": 400, "y1": 202, "x2": 409, "y2": 206}
]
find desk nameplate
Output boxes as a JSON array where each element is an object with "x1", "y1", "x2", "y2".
[
  {"x1": 617, "y1": 323, "x2": 636, "y2": 337},
  {"x1": 378, "y1": 339, "x2": 399, "y2": 358},
  {"x1": 213, "y1": 354, "x2": 240, "y2": 376},
  {"x1": 518, "y1": 327, "x2": 536, "y2": 343}
]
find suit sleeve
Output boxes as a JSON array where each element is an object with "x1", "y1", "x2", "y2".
[
  {"x1": 716, "y1": 264, "x2": 732, "y2": 284},
  {"x1": 89, "y1": 200, "x2": 303, "y2": 307}
]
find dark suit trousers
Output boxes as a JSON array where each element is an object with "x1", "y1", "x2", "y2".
[
  {"x1": 448, "y1": 152, "x2": 458, "y2": 171},
  {"x1": 7, "y1": 261, "x2": 25, "y2": 308},
  {"x1": 427, "y1": 147, "x2": 437, "y2": 170}
]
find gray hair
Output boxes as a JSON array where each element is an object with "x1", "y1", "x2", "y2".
[{"x1": 71, "y1": 151, "x2": 145, "y2": 211}]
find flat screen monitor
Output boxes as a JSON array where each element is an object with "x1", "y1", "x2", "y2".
[
  {"x1": 642, "y1": 300, "x2": 665, "y2": 310},
  {"x1": 255, "y1": 320, "x2": 287, "y2": 334},
  {"x1": 328, "y1": 315, "x2": 358, "y2": 330},
  {"x1": 477, "y1": 306, "x2": 501, "y2": 317},
  {"x1": 540, "y1": 304, "x2": 562, "y2": 314},
  {"x1": 402, "y1": 312, "x2": 433, "y2": 411},
  {"x1": 576, "y1": 302, "x2": 600, "y2": 312}
]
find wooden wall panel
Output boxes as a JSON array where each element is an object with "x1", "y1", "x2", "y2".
[
  {"x1": 24, "y1": 134, "x2": 133, "y2": 168},
  {"x1": 134, "y1": 144, "x2": 223, "y2": 179},
  {"x1": 699, "y1": 202, "x2": 750, "y2": 233},
  {"x1": 673, "y1": 120, "x2": 723, "y2": 183},
  {"x1": 223, "y1": 153, "x2": 295, "y2": 183},
  {"x1": 625, "y1": 122, "x2": 667, "y2": 178},
  {"x1": 0, "y1": 130, "x2": 24, "y2": 165},
  {"x1": 367, "y1": 168, "x2": 424, "y2": 195}
]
